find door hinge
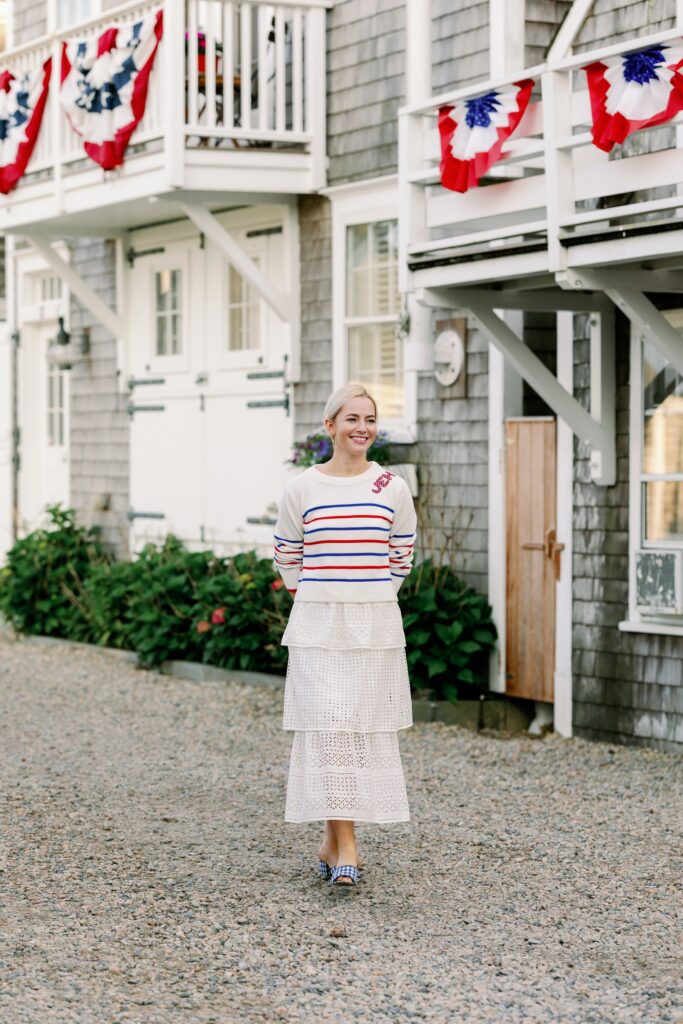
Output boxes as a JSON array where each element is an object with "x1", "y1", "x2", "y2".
[
  {"x1": 128, "y1": 376, "x2": 166, "y2": 389},
  {"x1": 126, "y1": 246, "x2": 165, "y2": 267},
  {"x1": 127, "y1": 509, "x2": 165, "y2": 521},
  {"x1": 127, "y1": 403, "x2": 166, "y2": 418},
  {"x1": 246, "y1": 354, "x2": 291, "y2": 416}
]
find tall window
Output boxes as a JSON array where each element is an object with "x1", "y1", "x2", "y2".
[
  {"x1": 155, "y1": 269, "x2": 182, "y2": 356},
  {"x1": 57, "y1": 0, "x2": 100, "y2": 28},
  {"x1": 47, "y1": 366, "x2": 65, "y2": 447},
  {"x1": 642, "y1": 337, "x2": 683, "y2": 543},
  {"x1": 345, "y1": 219, "x2": 403, "y2": 419},
  {"x1": 228, "y1": 263, "x2": 260, "y2": 351}
]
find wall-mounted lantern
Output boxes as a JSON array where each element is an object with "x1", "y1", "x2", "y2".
[{"x1": 46, "y1": 317, "x2": 91, "y2": 370}]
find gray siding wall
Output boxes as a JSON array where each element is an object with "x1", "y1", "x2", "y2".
[
  {"x1": 12, "y1": 0, "x2": 46, "y2": 44},
  {"x1": 294, "y1": 196, "x2": 333, "y2": 437},
  {"x1": 575, "y1": 0, "x2": 675, "y2": 50},
  {"x1": 414, "y1": 331, "x2": 489, "y2": 594},
  {"x1": 571, "y1": 314, "x2": 683, "y2": 753},
  {"x1": 68, "y1": 240, "x2": 129, "y2": 557}
]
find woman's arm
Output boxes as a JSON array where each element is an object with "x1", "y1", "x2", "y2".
[
  {"x1": 389, "y1": 481, "x2": 417, "y2": 592},
  {"x1": 273, "y1": 484, "x2": 304, "y2": 596}
]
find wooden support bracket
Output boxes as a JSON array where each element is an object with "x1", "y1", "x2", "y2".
[{"x1": 446, "y1": 288, "x2": 616, "y2": 486}]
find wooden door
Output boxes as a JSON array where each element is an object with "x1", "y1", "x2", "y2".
[{"x1": 505, "y1": 418, "x2": 559, "y2": 702}]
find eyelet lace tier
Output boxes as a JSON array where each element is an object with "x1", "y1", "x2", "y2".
[
  {"x1": 285, "y1": 731, "x2": 410, "y2": 823},
  {"x1": 282, "y1": 600, "x2": 405, "y2": 649}
]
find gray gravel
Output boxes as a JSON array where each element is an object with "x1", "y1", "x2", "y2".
[{"x1": 0, "y1": 635, "x2": 682, "y2": 1024}]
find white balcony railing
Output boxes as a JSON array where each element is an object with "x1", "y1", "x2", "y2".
[
  {"x1": 0, "y1": 0, "x2": 329, "y2": 229},
  {"x1": 399, "y1": 25, "x2": 683, "y2": 285}
]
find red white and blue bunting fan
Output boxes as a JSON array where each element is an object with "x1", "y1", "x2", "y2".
[
  {"x1": 0, "y1": 59, "x2": 51, "y2": 195},
  {"x1": 438, "y1": 79, "x2": 534, "y2": 193},
  {"x1": 584, "y1": 42, "x2": 683, "y2": 153},
  {"x1": 60, "y1": 8, "x2": 163, "y2": 171}
]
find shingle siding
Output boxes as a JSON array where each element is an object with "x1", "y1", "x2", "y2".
[
  {"x1": 571, "y1": 313, "x2": 683, "y2": 753},
  {"x1": 575, "y1": 0, "x2": 675, "y2": 50},
  {"x1": 68, "y1": 240, "x2": 129, "y2": 557},
  {"x1": 11, "y1": 0, "x2": 46, "y2": 45},
  {"x1": 294, "y1": 196, "x2": 333, "y2": 437}
]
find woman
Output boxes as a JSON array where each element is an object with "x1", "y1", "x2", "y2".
[{"x1": 273, "y1": 382, "x2": 417, "y2": 889}]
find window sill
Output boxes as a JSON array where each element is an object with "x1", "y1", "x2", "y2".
[{"x1": 619, "y1": 619, "x2": 683, "y2": 638}]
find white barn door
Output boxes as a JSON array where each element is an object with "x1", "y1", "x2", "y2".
[
  {"x1": 127, "y1": 210, "x2": 293, "y2": 555},
  {"x1": 0, "y1": 324, "x2": 12, "y2": 559},
  {"x1": 17, "y1": 322, "x2": 70, "y2": 533}
]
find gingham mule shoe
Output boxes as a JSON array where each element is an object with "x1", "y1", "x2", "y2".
[
  {"x1": 319, "y1": 859, "x2": 333, "y2": 880},
  {"x1": 330, "y1": 864, "x2": 360, "y2": 887}
]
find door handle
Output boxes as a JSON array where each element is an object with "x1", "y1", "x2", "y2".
[{"x1": 545, "y1": 528, "x2": 564, "y2": 581}]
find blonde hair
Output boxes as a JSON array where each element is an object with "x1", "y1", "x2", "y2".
[{"x1": 323, "y1": 382, "x2": 378, "y2": 426}]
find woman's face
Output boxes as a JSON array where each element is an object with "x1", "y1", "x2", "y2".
[{"x1": 325, "y1": 396, "x2": 378, "y2": 457}]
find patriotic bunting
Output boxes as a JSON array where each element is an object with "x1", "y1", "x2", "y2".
[
  {"x1": 438, "y1": 79, "x2": 534, "y2": 193},
  {"x1": 60, "y1": 8, "x2": 163, "y2": 171},
  {"x1": 585, "y1": 42, "x2": 683, "y2": 152},
  {"x1": 0, "y1": 59, "x2": 51, "y2": 195}
]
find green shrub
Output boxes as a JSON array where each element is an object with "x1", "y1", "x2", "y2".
[
  {"x1": 398, "y1": 558, "x2": 497, "y2": 702},
  {"x1": 0, "y1": 505, "x2": 106, "y2": 641},
  {"x1": 0, "y1": 512, "x2": 497, "y2": 699}
]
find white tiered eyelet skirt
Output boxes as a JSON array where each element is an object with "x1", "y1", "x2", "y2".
[{"x1": 281, "y1": 602, "x2": 413, "y2": 823}]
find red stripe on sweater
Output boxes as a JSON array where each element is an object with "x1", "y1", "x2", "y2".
[{"x1": 304, "y1": 538, "x2": 389, "y2": 546}]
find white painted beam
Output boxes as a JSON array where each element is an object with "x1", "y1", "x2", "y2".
[
  {"x1": 457, "y1": 294, "x2": 611, "y2": 452},
  {"x1": 490, "y1": 0, "x2": 525, "y2": 77},
  {"x1": 24, "y1": 235, "x2": 125, "y2": 341},
  {"x1": 416, "y1": 286, "x2": 609, "y2": 312},
  {"x1": 548, "y1": 0, "x2": 595, "y2": 63},
  {"x1": 181, "y1": 202, "x2": 291, "y2": 323},
  {"x1": 560, "y1": 268, "x2": 683, "y2": 379}
]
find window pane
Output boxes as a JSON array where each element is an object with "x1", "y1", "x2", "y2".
[
  {"x1": 346, "y1": 220, "x2": 398, "y2": 317},
  {"x1": 643, "y1": 338, "x2": 683, "y2": 475},
  {"x1": 348, "y1": 322, "x2": 404, "y2": 419},
  {"x1": 644, "y1": 481, "x2": 683, "y2": 542},
  {"x1": 227, "y1": 263, "x2": 259, "y2": 351},
  {"x1": 155, "y1": 269, "x2": 182, "y2": 355}
]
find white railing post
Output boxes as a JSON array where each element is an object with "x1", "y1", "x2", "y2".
[
  {"x1": 542, "y1": 68, "x2": 574, "y2": 272},
  {"x1": 163, "y1": 0, "x2": 186, "y2": 188},
  {"x1": 50, "y1": 38, "x2": 63, "y2": 212},
  {"x1": 305, "y1": 6, "x2": 327, "y2": 190}
]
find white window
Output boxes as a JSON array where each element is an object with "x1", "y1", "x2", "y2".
[
  {"x1": 641, "y1": 335, "x2": 683, "y2": 543},
  {"x1": 47, "y1": 365, "x2": 65, "y2": 447},
  {"x1": 331, "y1": 179, "x2": 415, "y2": 440},
  {"x1": 155, "y1": 268, "x2": 182, "y2": 356},
  {"x1": 624, "y1": 317, "x2": 683, "y2": 636},
  {"x1": 56, "y1": 0, "x2": 101, "y2": 28},
  {"x1": 228, "y1": 263, "x2": 260, "y2": 351},
  {"x1": 40, "y1": 275, "x2": 63, "y2": 303},
  {"x1": 345, "y1": 219, "x2": 403, "y2": 419}
]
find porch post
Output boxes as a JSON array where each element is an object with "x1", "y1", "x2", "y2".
[{"x1": 403, "y1": 0, "x2": 433, "y2": 377}]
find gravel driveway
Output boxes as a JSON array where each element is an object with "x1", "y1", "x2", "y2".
[{"x1": 0, "y1": 635, "x2": 681, "y2": 1024}]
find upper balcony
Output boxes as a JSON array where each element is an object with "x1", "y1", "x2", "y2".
[
  {"x1": 399, "y1": 25, "x2": 683, "y2": 293},
  {"x1": 0, "y1": 0, "x2": 329, "y2": 236}
]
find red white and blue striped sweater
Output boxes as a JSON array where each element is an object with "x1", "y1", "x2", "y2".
[{"x1": 273, "y1": 462, "x2": 417, "y2": 602}]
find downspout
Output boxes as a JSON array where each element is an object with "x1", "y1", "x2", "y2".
[
  {"x1": 6, "y1": 234, "x2": 19, "y2": 542},
  {"x1": 404, "y1": 0, "x2": 433, "y2": 383}
]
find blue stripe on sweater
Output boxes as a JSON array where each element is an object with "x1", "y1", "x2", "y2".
[
  {"x1": 303, "y1": 501, "x2": 395, "y2": 518},
  {"x1": 298, "y1": 577, "x2": 392, "y2": 583},
  {"x1": 304, "y1": 526, "x2": 390, "y2": 535},
  {"x1": 303, "y1": 552, "x2": 388, "y2": 557}
]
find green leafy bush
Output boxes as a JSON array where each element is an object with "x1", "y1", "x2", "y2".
[
  {"x1": 0, "y1": 512, "x2": 497, "y2": 699},
  {"x1": 398, "y1": 558, "x2": 497, "y2": 702},
  {"x1": 0, "y1": 506, "x2": 107, "y2": 641}
]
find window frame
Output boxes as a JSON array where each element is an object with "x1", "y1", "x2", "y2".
[
  {"x1": 147, "y1": 251, "x2": 190, "y2": 373},
  {"x1": 49, "y1": 0, "x2": 102, "y2": 31},
  {"x1": 330, "y1": 177, "x2": 416, "y2": 443},
  {"x1": 219, "y1": 228, "x2": 267, "y2": 371},
  {"x1": 623, "y1": 323, "x2": 683, "y2": 636}
]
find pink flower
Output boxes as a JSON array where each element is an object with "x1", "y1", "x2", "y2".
[
  {"x1": 196, "y1": 620, "x2": 211, "y2": 634},
  {"x1": 271, "y1": 579, "x2": 285, "y2": 591},
  {"x1": 211, "y1": 606, "x2": 226, "y2": 625}
]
